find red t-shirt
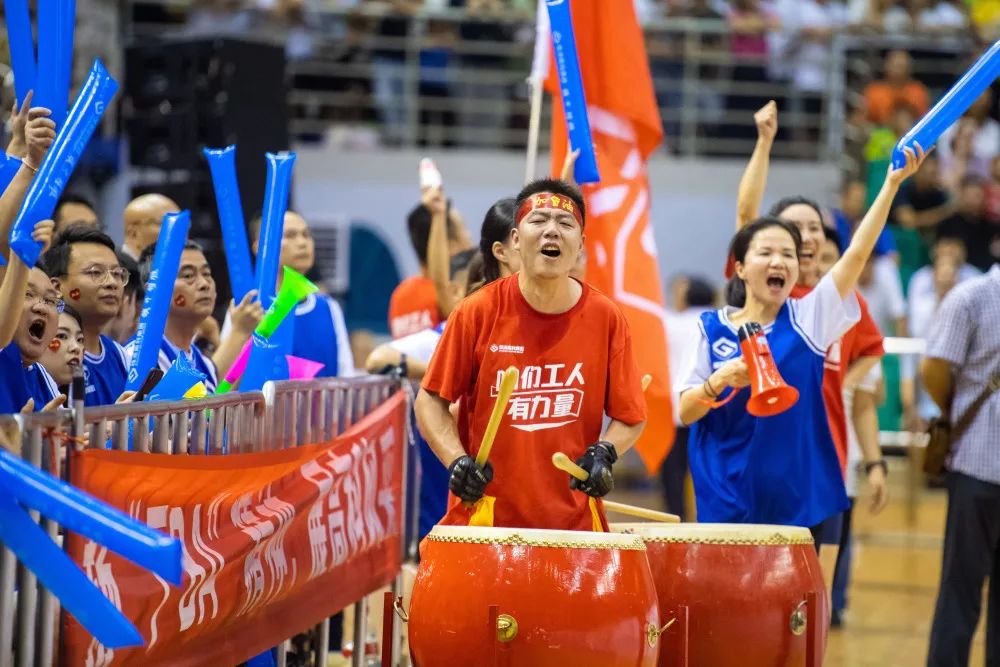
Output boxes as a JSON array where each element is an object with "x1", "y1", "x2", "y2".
[
  {"x1": 790, "y1": 284, "x2": 884, "y2": 472},
  {"x1": 421, "y1": 275, "x2": 647, "y2": 531},
  {"x1": 388, "y1": 276, "x2": 442, "y2": 339}
]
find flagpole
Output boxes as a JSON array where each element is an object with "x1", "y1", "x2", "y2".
[
  {"x1": 525, "y1": 76, "x2": 544, "y2": 184},
  {"x1": 525, "y1": 0, "x2": 550, "y2": 184}
]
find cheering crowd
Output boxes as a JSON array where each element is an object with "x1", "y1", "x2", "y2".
[{"x1": 0, "y1": 56, "x2": 998, "y2": 664}]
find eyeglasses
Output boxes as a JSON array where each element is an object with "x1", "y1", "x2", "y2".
[
  {"x1": 25, "y1": 289, "x2": 65, "y2": 312},
  {"x1": 76, "y1": 266, "x2": 130, "y2": 286},
  {"x1": 176, "y1": 267, "x2": 214, "y2": 285}
]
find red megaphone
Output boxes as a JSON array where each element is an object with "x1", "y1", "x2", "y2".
[{"x1": 738, "y1": 322, "x2": 799, "y2": 417}]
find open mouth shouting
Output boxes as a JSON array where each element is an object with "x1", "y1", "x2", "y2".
[
  {"x1": 540, "y1": 242, "x2": 562, "y2": 259},
  {"x1": 27, "y1": 318, "x2": 48, "y2": 344},
  {"x1": 766, "y1": 273, "x2": 787, "y2": 294}
]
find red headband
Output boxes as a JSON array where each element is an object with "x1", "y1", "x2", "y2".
[{"x1": 516, "y1": 192, "x2": 584, "y2": 228}]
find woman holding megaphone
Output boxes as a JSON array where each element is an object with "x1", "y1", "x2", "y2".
[{"x1": 677, "y1": 145, "x2": 928, "y2": 538}]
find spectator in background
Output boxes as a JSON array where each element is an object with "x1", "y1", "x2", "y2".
[
  {"x1": 372, "y1": 0, "x2": 422, "y2": 147},
  {"x1": 902, "y1": 234, "x2": 977, "y2": 433},
  {"x1": 891, "y1": 153, "x2": 954, "y2": 286},
  {"x1": 913, "y1": 0, "x2": 971, "y2": 33},
  {"x1": 126, "y1": 241, "x2": 225, "y2": 392},
  {"x1": 983, "y1": 154, "x2": 1000, "y2": 222},
  {"x1": 388, "y1": 188, "x2": 471, "y2": 338},
  {"x1": 38, "y1": 305, "x2": 85, "y2": 398},
  {"x1": 42, "y1": 224, "x2": 129, "y2": 406},
  {"x1": 53, "y1": 194, "x2": 100, "y2": 233},
  {"x1": 663, "y1": 274, "x2": 716, "y2": 520},
  {"x1": 938, "y1": 91, "x2": 1000, "y2": 181},
  {"x1": 788, "y1": 0, "x2": 848, "y2": 146},
  {"x1": 184, "y1": 0, "x2": 251, "y2": 37},
  {"x1": 724, "y1": 0, "x2": 780, "y2": 138},
  {"x1": 864, "y1": 102, "x2": 918, "y2": 204},
  {"x1": 922, "y1": 265, "x2": 1000, "y2": 667},
  {"x1": 832, "y1": 179, "x2": 899, "y2": 260},
  {"x1": 970, "y1": 0, "x2": 1000, "y2": 40},
  {"x1": 102, "y1": 252, "x2": 143, "y2": 345},
  {"x1": 938, "y1": 176, "x2": 1000, "y2": 272},
  {"x1": 455, "y1": 0, "x2": 514, "y2": 148},
  {"x1": 864, "y1": 50, "x2": 931, "y2": 125},
  {"x1": 121, "y1": 193, "x2": 181, "y2": 261}
]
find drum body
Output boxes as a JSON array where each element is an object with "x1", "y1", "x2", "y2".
[
  {"x1": 613, "y1": 523, "x2": 827, "y2": 667},
  {"x1": 408, "y1": 525, "x2": 661, "y2": 667}
]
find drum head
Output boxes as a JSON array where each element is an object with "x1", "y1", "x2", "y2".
[
  {"x1": 427, "y1": 524, "x2": 646, "y2": 550},
  {"x1": 610, "y1": 522, "x2": 814, "y2": 545}
]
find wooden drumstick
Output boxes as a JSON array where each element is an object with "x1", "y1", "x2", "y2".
[
  {"x1": 476, "y1": 367, "x2": 519, "y2": 467},
  {"x1": 641, "y1": 374, "x2": 652, "y2": 392},
  {"x1": 551, "y1": 452, "x2": 680, "y2": 523}
]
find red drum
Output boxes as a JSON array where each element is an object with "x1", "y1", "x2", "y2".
[
  {"x1": 613, "y1": 523, "x2": 828, "y2": 667},
  {"x1": 408, "y1": 525, "x2": 662, "y2": 667}
]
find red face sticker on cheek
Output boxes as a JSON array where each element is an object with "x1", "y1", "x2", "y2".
[
  {"x1": 173, "y1": 295, "x2": 187, "y2": 307},
  {"x1": 48, "y1": 339, "x2": 61, "y2": 352},
  {"x1": 69, "y1": 288, "x2": 81, "y2": 301}
]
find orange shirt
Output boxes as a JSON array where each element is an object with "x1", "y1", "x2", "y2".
[
  {"x1": 421, "y1": 275, "x2": 647, "y2": 531},
  {"x1": 790, "y1": 284, "x2": 884, "y2": 473},
  {"x1": 864, "y1": 81, "x2": 930, "y2": 124},
  {"x1": 388, "y1": 276, "x2": 442, "y2": 339}
]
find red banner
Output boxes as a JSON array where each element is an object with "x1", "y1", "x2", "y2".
[
  {"x1": 63, "y1": 392, "x2": 407, "y2": 666},
  {"x1": 546, "y1": 1, "x2": 675, "y2": 474}
]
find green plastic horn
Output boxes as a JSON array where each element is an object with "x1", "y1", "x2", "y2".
[
  {"x1": 214, "y1": 267, "x2": 317, "y2": 395},
  {"x1": 258, "y1": 266, "x2": 318, "y2": 338}
]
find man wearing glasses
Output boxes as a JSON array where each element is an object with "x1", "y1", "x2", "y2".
[{"x1": 42, "y1": 224, "x2": 130, "y2": 406}]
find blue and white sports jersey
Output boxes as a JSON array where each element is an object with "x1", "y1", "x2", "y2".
[
  {"x1": 678, "y1": 274, "x2": 860, "y2": 528},
  {"x1": 83, "y1": 336, "x2": 128, "y2": 407},
  {"x1": 291, "y1": 293, "x2": 355, "y2": 377},
  {"x1": 25, "y1": 362, "x2": 59, "y2": 408},
  {"x1": 0, "y1": 343, "x2": 60, "y2": 413},
  {"x1": 124, "y1": 336, "x2": 220, "y2": 394}
]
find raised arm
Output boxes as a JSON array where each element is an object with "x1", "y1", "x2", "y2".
[
  {"x1": 0, "y1": 105, "x2": 56, "y2": 262},
  {"x1": 831, "y1": 145, "x2": 928, "y2": 299},
  {"x1": 423, "y1": 187, "x2": 451, "y2": 315},
  {"x1": 736, "y1": 101, "x2": 778, "y2": 230},
  {"x1": 0, "y1": 219, "x2": 55, "y2": 348}
]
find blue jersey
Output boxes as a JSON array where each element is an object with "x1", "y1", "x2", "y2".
[
  {"x1": 125, "y1": 336, "x2": 219, "y2": 394},
  {"x1": 83, "y1": 336, "x2": 128, "y2": 407},
  {"x1": 292, "y1": 293, "x2": 354, "y2": 377},
  {"x1": 681, "y1": 274, "x2": 858, "y2": 527},
  {"x1": 0, "y1": 343, "x2": 59, "y2": 413}
]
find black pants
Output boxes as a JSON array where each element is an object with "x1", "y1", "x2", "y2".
[
  {"x1": 927, "y1": 471, "x2": 1000, "y2": 667},
  {"x1": 660, "y1": 426, "x2": 690, "y2": 519}
]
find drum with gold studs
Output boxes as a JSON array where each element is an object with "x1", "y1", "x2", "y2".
[
  {"x1": 408, "y1": 525, "x2": 662, "y2": 667},
  {"x1": 613, "y1": 522, "x2": 828, "y2": 667}
]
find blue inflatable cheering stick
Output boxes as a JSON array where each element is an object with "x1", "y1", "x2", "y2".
[
  {"x1": 0, "y1": 447, "x2": 182, "y2": 648},
  {"x1": 125, "y1": 210, "x2": 192, "y2": 391},
  {"x1": 35, "y1": 0, "x2": 76, "y2": 129},
  {"x1": 545, "y1": 0, "x2": 600, "y2": 184},
  {"x1": 893, "y1": 39, "x2": 1000, "y2": 169},
  {"x1": 3, "y1": 0, "x2": 37, "y2": 108},
  {"x1": 8, "y1": 60, "x2": 118, "y2": 268},
  {"x1": 204, "y1": 146, "x2": 256, "y2": 303}
]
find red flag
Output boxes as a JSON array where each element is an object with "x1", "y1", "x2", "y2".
[{"x1": 545, "y1": 1, "x2": 674, "y2": 473}]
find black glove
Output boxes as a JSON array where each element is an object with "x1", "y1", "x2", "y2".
[
  {"x1": 448, "y1": 455, "x2": 494, "y2": 503},
  {"x1": 570, "y1": 442, "x2": 618, "y2": 497}
]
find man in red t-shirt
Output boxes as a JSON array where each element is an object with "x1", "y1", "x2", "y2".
[
  {"x1": 388, "y1": 189, "x2": 471, "y2": 338},
  {"x1": 416, "y1": 179, "x2": 647, "y2": 531}
]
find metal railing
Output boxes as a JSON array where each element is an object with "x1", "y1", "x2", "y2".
[
  {"x1": 0, "y1": 376, "x2": 402, "y2": 667},
  {"x1": 112, "y1": 3, "x2": 989, "y2": 162}
]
